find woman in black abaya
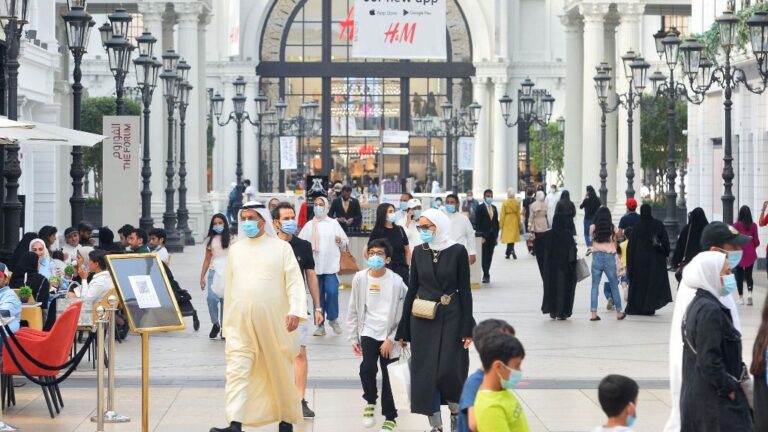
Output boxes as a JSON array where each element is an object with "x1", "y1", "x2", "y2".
[
  {"x1": 541, "y1": 212, "x2": 578, "y2": 320},
  {"x1": 671, "y1": 207, "x2": 708, "y2": 281},
  {"x1": 626, "y1": 204, "x2": 672, "y2": 315}
]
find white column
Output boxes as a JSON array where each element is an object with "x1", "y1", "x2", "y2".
[
  {"x1": 138, "y1": 2, "x2": 167, "y2": 223},
  {"x1": 198, "y1": 12, "x2": 212, "y2": 205},
  {"x1": 472, "y1": 77, "x2": 490, "y2": 193},
  {"x1": 579, "y1": 3, "x2": 608, "y2": 196},
  {"x1": 561, "y1": 13, "x2": 583, "y2": 192},
  {"x1": 615, "y1": 3, "x2": 645, "y2": 205},
  {"x1": 604, "y1": 12, "x2": 619, "y2": 207},
  {"x1": 492, "y1": 78, "x2": 509, "y2": 194}
]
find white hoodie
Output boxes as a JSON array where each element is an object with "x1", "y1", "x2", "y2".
[{"x1": 664, "y1": 251, "x2": 739, "y2": 432}]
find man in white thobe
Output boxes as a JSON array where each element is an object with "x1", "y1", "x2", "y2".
[
  {"x1": 544, "y1": 184, "x2": 561, "y2": 227},
  {"x1": 211, "y1": 202, "x2": 307, "y2": 432},
  {"x1": 443, "y1": 193, "x2": 478, "y2": 265}
]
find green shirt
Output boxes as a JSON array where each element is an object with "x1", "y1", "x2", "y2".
[{"x1": 474, "y1": 389, "x2": 530, "y2": 432}]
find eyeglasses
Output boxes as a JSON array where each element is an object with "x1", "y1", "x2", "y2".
[
  {"x1": 416, "y1": 224, "x2": 435, "y2": 231},
  {"x1": 368, "y1": 250, "x2": 386, "y2": 258}
]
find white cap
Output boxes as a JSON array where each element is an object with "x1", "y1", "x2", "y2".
[{"x1": 407, "y1": 198, "x2": 422, "y2": 210}]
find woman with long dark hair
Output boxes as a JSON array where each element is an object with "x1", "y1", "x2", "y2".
[
  {"x1": 588, "y1": 207, "x2": 625, "y2": 321},
  {"x1": 626, "y1": 204, "x2": 672, "y2": 315},
  {"x1": 734, "y1": 205, "x2": 759, "y2": 306},
  {"x1": 555, "y1": 190, "x2": 576, "y2": 219},
  {"x1": 199, "y1": 213, "x2": 233, "y2": 339},
  {"x1": 751, "y1": 297, "x2": 768, "y2": 431},
  {"x1": 368, "y1": 203, "x2": 410, "y2": 284},
  {"x1": 580, "y1": 186, "x2": 601, "y2": 247},
  {"x1": 671, "y1": 207, "x2": 709, "y2": 282}
]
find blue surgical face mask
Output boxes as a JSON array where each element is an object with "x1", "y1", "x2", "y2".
[
  {"x1": 241, "y1": 220, "x2": 260, "y2": 238},
  {"x1": 484, "y1": 197, "x2": 493, "y2": 205},
  {"x1": 387, "y1": 213, "x2": 398, "y2": 224},
  {"x1": 726, "y1": 250, "x2": 743, "y2": 269},
  {"x1": 399, "y1": 201, "x2": 408, "y2": 211},
  {"x1": 627, "y1": 414, "x2": 636, "y2": 428},
  {"x1": 280, "y1": 220, "x2": 298, "y2": 235},
  {"x1": 413, "y1": 210, "x2": 422, "y2": 219},
  {"x1": 445, "y1": 204, "x2": 456, "y2": 214},
  {"x1": 314, "y1": 206, "x2": 325, "y2": 217},
  {"x1": 367, "y1": 255, "x2": 386, "y2": 270},
  {"x1": 419, "y1": 229, "x2": 435, "y2": 244},
  {"x1": 432, "y1": 201, "x2": 441, "y2": 209},
  {"x1": 722, "y1": 274, "x2": 737, "y2": 296},
  {"x1": 498, "y1": 364, "x2": 523, "y2": 390},
  {"x1": 212, "y1": 225, "x2": 224, "y2": 234}
]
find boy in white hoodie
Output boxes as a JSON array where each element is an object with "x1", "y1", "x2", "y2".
[{"x1": 347, "y1": 238, "x2": 407, "y2": 432}]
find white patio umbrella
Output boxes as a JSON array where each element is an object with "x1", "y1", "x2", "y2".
[{"x1": 0, "y1": 117, "x2": 107, "y2": 146}]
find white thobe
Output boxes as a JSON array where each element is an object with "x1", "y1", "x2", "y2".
[
  {"x1": 544, "y1": 191, "x2": 561, "y2": 226},
  {"x1": 444, "y1": 212, "x2": 477, "y2": 257}
]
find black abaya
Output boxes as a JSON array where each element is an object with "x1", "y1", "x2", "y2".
[
  {"x1": 626, "y1": 206, "x2": 672, "y2": 315},
  {"x1": 396, "y1": 244, "x2": 474, "y2": 416},
  {"x1": 541, "y1": 214, "x2": 577, "y2": 319}
]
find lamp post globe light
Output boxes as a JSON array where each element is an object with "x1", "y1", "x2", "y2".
[
  {"x1": 101, "y1": 8, "x2": 133, "y2": 115},
  {"x1": 0, "y1": 0, "x2": 30, "y2": 265},
  {"x1": 160, "y1": 49, "x2": 184, "y2": 253},
  {"x1": 678, "y1": 2, "x2": 768, "y2": 224},
  {"x1": 439, "y1": 99, "x2": 481, "y2": 191},
  {"x1": 592, "y1": 51, "x2": 650, "y2": 204},
  {"x1": 63, "y1": 1, "x2": 95, "y2": 228},
  {"x1": 499, "y1": 78, "x2": 554, "y2": 191},
  {"x1": 212, "y1": 76, "x2": 266, "y2": 227},
  {"x1": 175, "y1": 73, "x2": 195, "y2": 246},
  {"x1": 133, "y1": 32, "x2": 160, "y2": 232}
]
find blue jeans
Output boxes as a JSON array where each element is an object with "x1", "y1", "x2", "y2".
[
  {"x1": 318, "y1": 273, "x2": 340, "y2": 322},
  {"x1": 583, "y1": 217, "x2": 593, "y2": 246},
  {"x1": 206, "y1": 270, "x2": 224, "y2": 325},
  {"x1": 590, "y1": 252, "x2": 621, "y2": 312}
]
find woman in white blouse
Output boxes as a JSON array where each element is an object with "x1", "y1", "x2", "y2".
[
  {"x1": 397, "y1": 198, "x2": 423, "y2": 248},
  {"x1": 69, "y1": 249, "x2": 113, "y2": 306},
  {"x1": 298, "y1": 196, "x2": 349, "y2": 336}
]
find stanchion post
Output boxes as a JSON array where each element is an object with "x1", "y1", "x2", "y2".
[
  {"x1": 95, "y1": 306, "x2": 106, "y2": 432},
  {"x1": 103, "y1": 296, "x2": 129, "y2": 423},
  {"x1": 141, "y1": 331, "x2": 149, "y2": 432},
  {"x1": 0, "y1": 318, "x2": 18, "y2": 431}
]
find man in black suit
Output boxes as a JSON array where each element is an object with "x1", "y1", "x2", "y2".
[
  {"x1": 475, "y1": 189, "x2": 500, "y2": 283},
  {"x1": 328, "y1": 186, "x2": 362, "y2": 232}
]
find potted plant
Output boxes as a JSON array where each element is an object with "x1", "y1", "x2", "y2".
[
  {"x1": 64, "y1": 264, "x2": 74, "y2": 277},
  {"x1": 18, "y1": 286, "x2": 32, "y2": 303}
]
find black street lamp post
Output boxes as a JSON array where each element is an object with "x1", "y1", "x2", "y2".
[
  {"x1": 260, "y1": 111, "x2": 278, "y2": 192},
  {"x1": 439, "y1": 100, "x2": 481, "y2": 192},
  {"x1": 499, "y1": 78, "x2": 554, "y2": 191},
  {"x1": 412, "y1": 116, "x2": 443, "y2": 186},
  {"x1": 1, "y1": 0, "x2": 30, "y2": 264},
  {"x1": 274, "y1": 99, "x2": 319, "y2": 189},
  {"x1": 63, "y1": 2, "x2": 95, "y2": 227},
  {"x1": 160, "y1": 49, "x2": 184, "y2": 252},
  {"x1": 212, "y1": 77, "x2": 267, "y2": 228},
  {"x1": 100, "y1": 8, "x2": 133, "y2": 115},
  {"x1": 679, "y1": 3, "x2": 768, "y2": 224},
  {"x1": 175, "y1": 60, "x2": 194, "y2": 246},
  {"x1": 133, "y1": 32, "x2": 161, "y2": 232}
]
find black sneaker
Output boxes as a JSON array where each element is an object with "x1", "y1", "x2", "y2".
[
  {"x1": 209, "y1": 421, "x2": 241, "y2": 432},
  {"x1": 209, "y1": 323, "x2": 220, "y2": 339},
  {"x1": 278, "y1": 421, "x2": 293, "y2": 432},
  {"x1": 302, "y1": 399, "x2": 315, "y2": 418}
]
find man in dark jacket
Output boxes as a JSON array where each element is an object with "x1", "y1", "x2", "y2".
[
  {"x1": 328, "y1": 186, "x2": 362, "y2": 232},
  {"x1": 475, "y1": 189, "x2": 499, "y2": 283}
]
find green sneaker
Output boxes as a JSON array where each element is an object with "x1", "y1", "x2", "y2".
[
  {"x1": 362, "y1": 404, "x2": 375, "y2": 428},
  {"x1": 379, "y1": 420, "x2": 397, "y2": 432}
]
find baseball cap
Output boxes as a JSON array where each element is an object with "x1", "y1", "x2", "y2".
[
  {"x1": 700, "y1": 222, "x2": 751, "y2": 250},
  {"x1": 407, "y1": 198, "x2": 422, "y2": 210},
  {"x1": 626, "y1": 198, "x2": 637, "y2": 211}
]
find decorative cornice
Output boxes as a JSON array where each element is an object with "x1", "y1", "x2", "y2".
[
  {"x1": 579, "y1": 3, "x2": 610, "y2": 20},
  {"x1": 175, "y1": 2, "x2": 205, "y2": 22},
  {"x1": 616, "y1": 2, "x2": 645, "y2": 17}
]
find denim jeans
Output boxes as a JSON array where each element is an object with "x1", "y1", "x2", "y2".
[
  {"x1": 206, "y1": 270, "x2": 224, "y2": 325},
  {"x1": 318, "y1": 273, "x2": 340, "y2": 322},
  {"x1": 590, "y1": 252, "x2": 621, "y2": 312},
  {"x1": 583, "y1": 218, "x2": 593, "y2": 247}
]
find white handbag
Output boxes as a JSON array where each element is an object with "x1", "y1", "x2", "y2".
[
  {"x1": 387, "y1": 347, "x2": 411, "y2": 410},
  {"x1": 210, "y1": 257, "x2": 226, "y2": 297}
]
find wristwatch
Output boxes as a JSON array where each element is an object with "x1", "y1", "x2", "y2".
[{"x1": 314, "y1": 307, "x2": 323, "y2": 312}]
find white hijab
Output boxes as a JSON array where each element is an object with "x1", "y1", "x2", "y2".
[
  {"x1": 420, "y1": 208, "x2": 456, "y2": 252},
  {"x1": 535, "y1": 191, "x2": 545, "y2": 202},
  {"x1": 237, "y1": 201, "x2": 277, "y2": 241},
  {"x1": 310, "y1": 196, "x2": 330, "y2": 252},
  {"x1": 29, "y1": 238, "x2": 51, "y2": 260},
  {"x1": 681, "y1": 251, "x2": 726, "y2": 298}
]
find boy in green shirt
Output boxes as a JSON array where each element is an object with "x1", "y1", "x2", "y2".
[{"x1": 474, "y1": 332, "x2": 529, "y2": 432}]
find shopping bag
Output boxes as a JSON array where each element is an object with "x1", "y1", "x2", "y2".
[
  {"x1": 387, "y1": 347, "x2": 411, "y2": 410},
  {"x1": 575, "y1": 257, "x2": 590, "y2": 283}
]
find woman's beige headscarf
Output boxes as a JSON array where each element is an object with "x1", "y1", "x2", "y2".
[{"x1": 311, "y1": 196, "x2": 330, "y2": 252}]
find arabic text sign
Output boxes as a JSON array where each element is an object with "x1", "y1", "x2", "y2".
[
  {"x1": 102, "y1": 116, "x2": 140, "y2": 229},
  {"x1": 352, "y1": 0, "x2": 447, "y2": 60}
]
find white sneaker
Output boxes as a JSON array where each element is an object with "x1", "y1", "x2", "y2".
[
  {"x1": 363, "y1": 404, "x2": 375, "y2": 428},
  {"x1": 313, "y1": 326, "x2": 326, "y2": 336},
  {"x1": 739, "y1": 296, "x2": 745, "y2": 305},
  {"x1": 748, "y1": 293, "x2": 754, "y2": 306},
  {"x1": 329, "y1": 320, "x2": 343, "y2": 335}
]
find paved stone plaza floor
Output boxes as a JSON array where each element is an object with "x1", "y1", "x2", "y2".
[{"x1": 3, "y1": 242, "x2": 765, "y2": 431}]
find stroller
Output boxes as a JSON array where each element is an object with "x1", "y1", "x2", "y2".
[{"x1": 162, "y1": 263, "x2": 200, "y2": 331}]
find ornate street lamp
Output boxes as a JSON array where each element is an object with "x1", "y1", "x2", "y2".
[
  {"x1": 411, "y1": 116, "x2": 443, "y2": 186},
  {"x1": 134, "y1": 32, "x2": 161, "y2": 232},
  {"x1": 160, "y1": 49, "x2": 183, "y2": 252},
  {"x1": 101, "y1": 8, "x2": 133, "y2": 115},
  {"x1": 0, "y1": 0, "x2": 30, "y2": 265},
  {"x1": 278, "y1": 98, "x2": 320, "y2": 189},
  {"x1": 439, "y1": 99, "x2": 481, "y2": 191},
  {"x1": 499, "y1": 78, "x2": 553, "y2": 190},
  {"x1": 63, "y1": 2, "x2": 94, "y2": 227},
  {"x1": 213, "y1": 76, "x2": 266, "y2": 227},
  {"x1": 176, "y1": 78, "x2": 194, "y2": 245}
]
